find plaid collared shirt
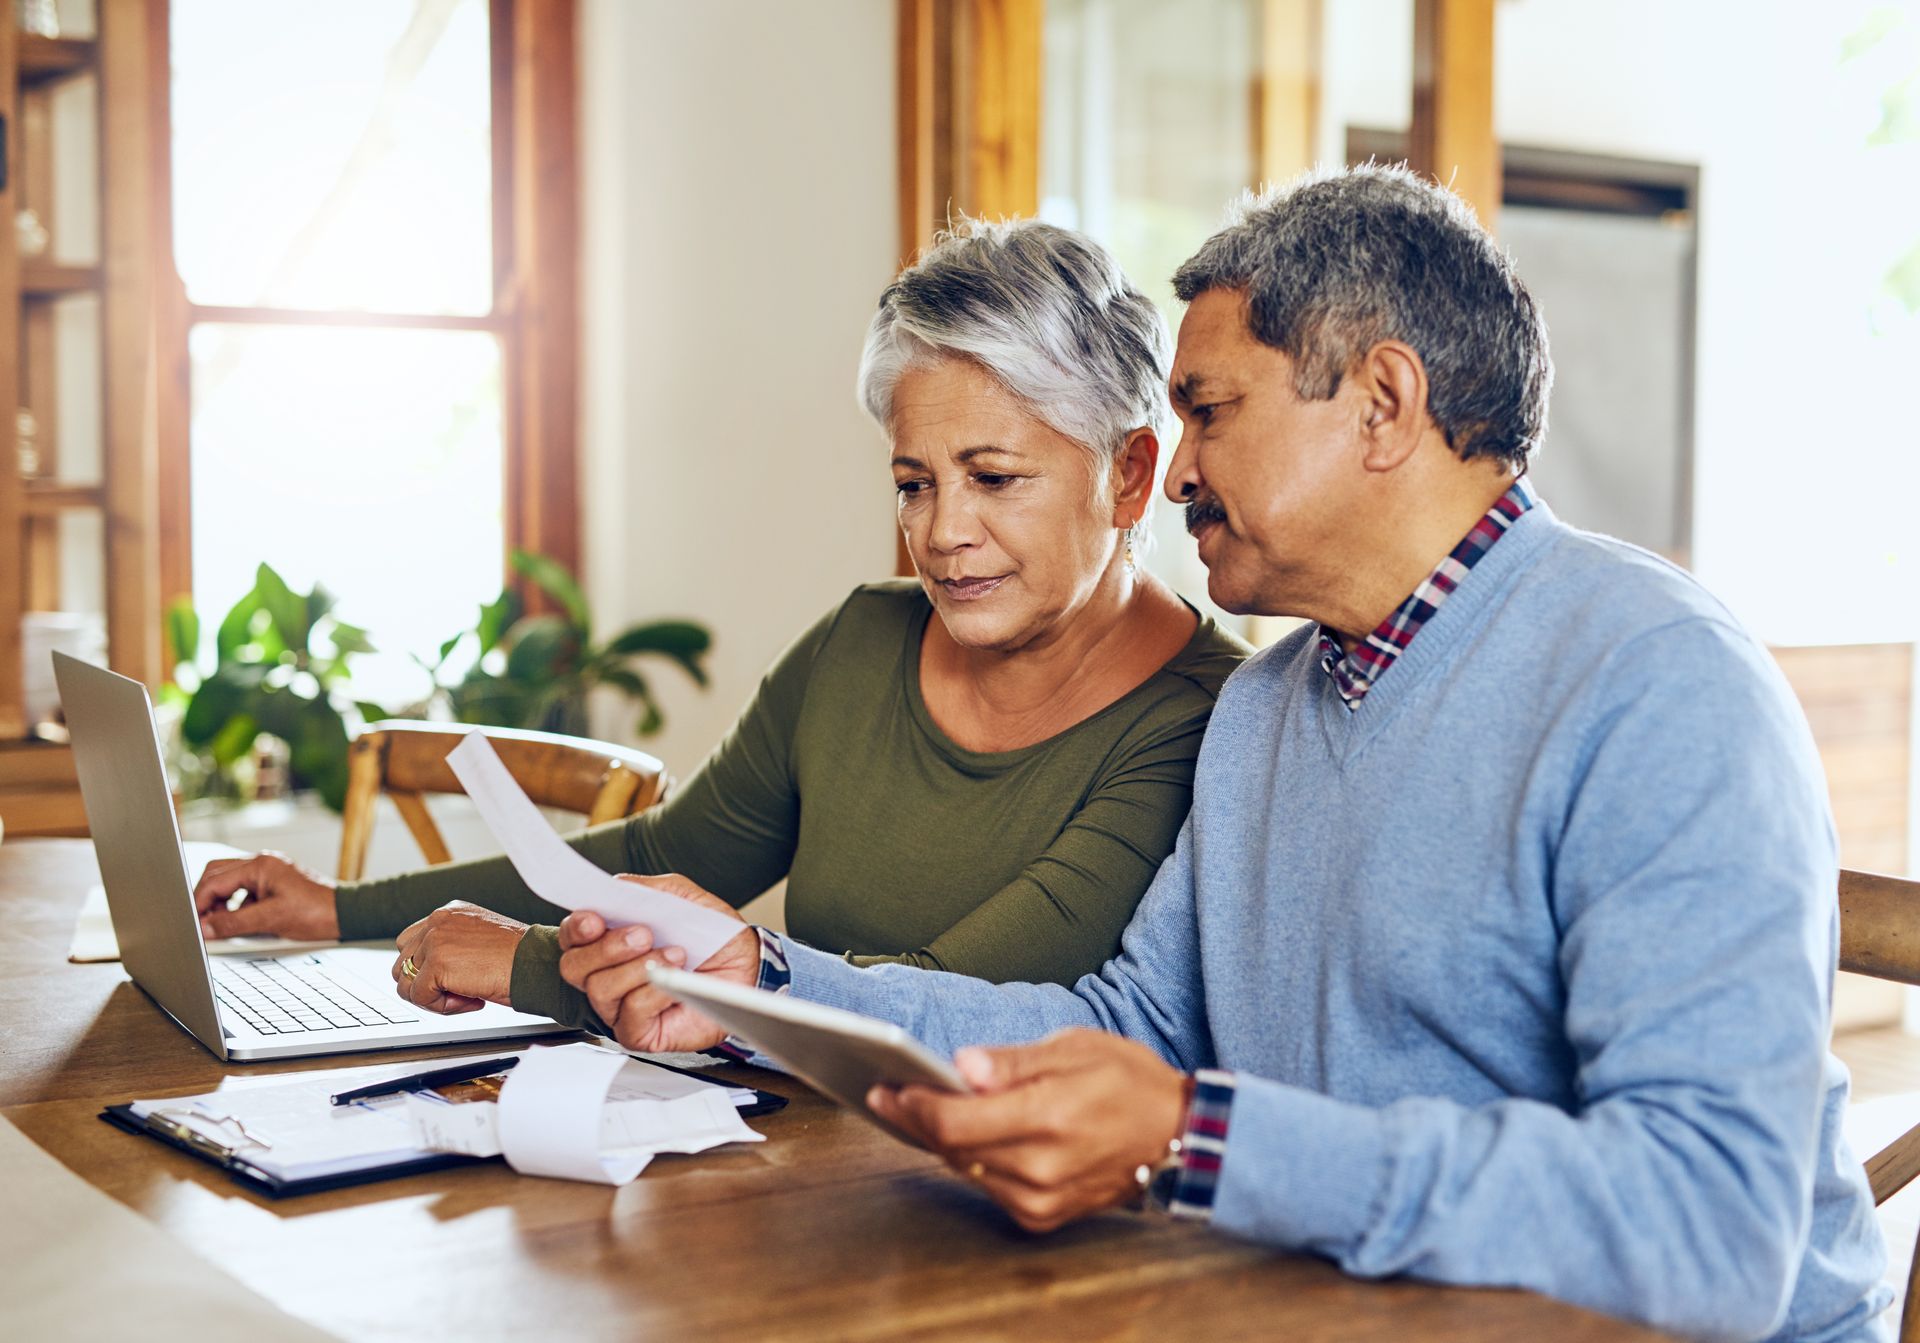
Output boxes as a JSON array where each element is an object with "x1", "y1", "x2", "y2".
[{"x1": 1317, "y1": 479, "x2": 1537, "y2": 710}]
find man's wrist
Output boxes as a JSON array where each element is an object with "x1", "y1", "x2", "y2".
[
  {"x1": 709, "y1": 926, "x2": 788, "y2": 1061},
  {"x1": 1132, "y1": 1072, "x2": 1198, "y2": 1212}
]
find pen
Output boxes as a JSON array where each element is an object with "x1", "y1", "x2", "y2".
[{"x1": 328, "y1": 1055, "x2": 521, "y2": 1106}]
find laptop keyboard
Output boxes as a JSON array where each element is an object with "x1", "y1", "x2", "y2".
[{"x1": 213, "y1": 956, "x2": 422, "y2": 1035}]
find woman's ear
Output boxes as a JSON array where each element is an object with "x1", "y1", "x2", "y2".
[
  {"x1": 1113, "y1": 426, "x2": 1160, "y2": 525},
  {"x1": 1355, "y1": 341, "x2": 1430, "y2": 474}
]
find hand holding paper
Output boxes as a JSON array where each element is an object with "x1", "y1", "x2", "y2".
[{"x1": 445, "y1": 734, "x2": 744, "y2": 968}]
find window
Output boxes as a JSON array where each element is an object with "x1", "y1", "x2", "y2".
[{"x1": 163, "y1": 0, "x2": 577, "y2": 704}]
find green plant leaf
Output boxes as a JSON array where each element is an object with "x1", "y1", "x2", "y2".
[
  {"x1": 252, "y1": 610, "x2": 289, "y2": 664},
  {"x1": 214, "y1": 585, "x2": 263, "y2": 662},
  {"x1": 327, "y1": 620, "x2": 376, "y2": 656},
  {"x1": 283, "y1": 696, "x2": 352, "y2": 812},
  {"x1": 208, "y1": 712, "x2": 260, "y2": 766},
  {"x1": 255, "y1": 564, "x2": 312, "y2": 652},
  {"x1": 600, "y1": 619, "x2": 712, "y2": 686},
  {"x1": 448, "y1": 670, "x2": 538, "y2": 728},
  {"x1": 1884, "y1": 237, "x2": 1920, "y2": 314},
  {"x1": 476, "y1": 588, "x2": 523, "y2": 656},
  {"x1": 504, "y1": 615, "x2": 579, "y2": 684},
  {"x1": 510, "y1": 550, "x2": 591, "y2": 635},
  {"x1": 354, "y1": 700, "x2": 390, "y2": 726},
  {"x1": 596, "y1": 666, "x2": 664, "y2": 737},
  {"x1": 180, "y1": 667, "x2": 255, "y2": 747},
  {"x1": 597, "y1": 665, "x2": 649, "y2": 696},
  {"x1": 305, "y1": 582, "x2": 337, "y2": 630},
  {"x1": 165, "y1": 599, "x2": 201, "y2": 675}
]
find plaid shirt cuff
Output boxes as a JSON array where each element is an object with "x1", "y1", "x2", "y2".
[
  {"x1": 1167, "y1": 1068, "x2": 1236, "y2": 1220},
  {"x1": 710, "y1": 927, "x2": 790, "y2": 1061}
]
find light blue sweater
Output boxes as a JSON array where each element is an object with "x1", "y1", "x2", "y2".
[{"x1": 772, "y1": 502, "x2": 1889, "y2": 1341}]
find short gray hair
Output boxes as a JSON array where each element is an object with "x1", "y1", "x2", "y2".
[
  {"x1": 858, "y1": 218, "x2": 1174, "y2": 520},
  {"x1": 1172, "y1": 163, "x2": 1552, "y2": 471}
]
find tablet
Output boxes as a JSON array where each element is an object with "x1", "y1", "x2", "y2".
[{"x1": 646, "y1": 967, "x2": 968, "y2": 1132}]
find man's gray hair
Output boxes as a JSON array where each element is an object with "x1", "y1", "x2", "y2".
[
  {"x1": 858, "y1": 218, "x2": 1174, "y2": 519},
  {"x1": 1172, "y1": 163, "x2": 1552, "y2": 470}
]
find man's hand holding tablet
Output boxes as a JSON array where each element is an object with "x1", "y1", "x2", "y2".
[{"x1": 557, "y1": 871, "x2": 1189, "y2": 1234}]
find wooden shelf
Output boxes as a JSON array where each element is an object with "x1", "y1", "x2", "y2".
[
  {"x1": 22, "y1": 481, "x2": 104, "y2": 514},
  {"x1": 20, "y1": 263, "x2": 102, "y2": 298},
  {"x1": 0, "y1": 738, "x2": 77, "y2": 787},
  {"x1": 16, "y1": 35, "x2": 97, "y2": 88},
  {"x1": 0, "y1": 740, "x2": 87, "y2": 838}
]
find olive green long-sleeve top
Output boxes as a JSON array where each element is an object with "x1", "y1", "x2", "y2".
[{"x1": 336, "y1": 581, "x2": 1249, "y2": 1027}]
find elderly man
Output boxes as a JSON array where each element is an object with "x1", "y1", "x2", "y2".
[{"x1": 561, "y1": 166, "x2": 1887, "y2": 1340}]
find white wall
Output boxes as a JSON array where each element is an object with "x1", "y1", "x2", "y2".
[
  {"x1": 578, "y1": 1, "x2": 900, "y2": 777},
  {"x1": 1323, "y1": 0, "x2": 1920, "y2": 647}
]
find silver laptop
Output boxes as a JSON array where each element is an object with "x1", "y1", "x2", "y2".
[{"x1": 53, "y1": 652, "x2": 570, "y2": 1062}]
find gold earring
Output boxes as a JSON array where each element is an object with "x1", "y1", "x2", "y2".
[{"x1": 1124, "y1": 531, "x2": 1136, "y2": 571}]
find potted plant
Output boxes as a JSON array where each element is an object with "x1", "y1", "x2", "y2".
[
  {"x1": 164, "y1": 565, "x2": 379, "y2": 811},
  {"x1": 419, "y1": 550, "x2": 712, "y2": 739},
  {"x1": 162, "y1": 553, "x2": 711, "y2": 816}
]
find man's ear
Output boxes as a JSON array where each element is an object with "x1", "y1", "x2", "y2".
[
  {"x1": 1355, "y1": 340, "x2": 1430, "y2": 474},
  {"x1": 1112, "y1": 426, "x2": 1161, "y2": 525}
]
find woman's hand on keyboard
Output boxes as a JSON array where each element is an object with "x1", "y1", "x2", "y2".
[
  {"x1": 193, "y1": 852, "x2": 341, "y2": 942},
  {"x1": 392, "y1": 901, "x2": 527, "y2": 1013}
]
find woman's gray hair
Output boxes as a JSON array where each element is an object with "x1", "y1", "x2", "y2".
[
  {"x1": 1173, "y1": 163, "x2": 1552, "y2": 471},
  {"x1": 857, "y1": 217, "x2": 1174, "y2": 534}
]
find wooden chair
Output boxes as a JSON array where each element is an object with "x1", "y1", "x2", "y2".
[
  {"x1": 335, "y1": 720, "x2": 671, "y2": 881},
  {"x1": 1839, "y1": 867, "x2": 1920, "y2": 1340}
]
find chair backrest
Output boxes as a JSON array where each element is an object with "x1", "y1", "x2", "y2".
[
  {"x1": 335, "y1": 721, "x2": 670, "y2": 882},
  {"x1": 1837, "y1": 867, "x2": 1920, "y2": 1340}
]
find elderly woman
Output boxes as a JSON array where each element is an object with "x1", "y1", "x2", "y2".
[{"x1": 192, "y1": 220, "x2": 1248, "y2": 1032}]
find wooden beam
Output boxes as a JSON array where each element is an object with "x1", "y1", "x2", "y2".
[
  {"x1": 891, "y1": 0, "x2": 956, "y2": 578},
  {"x1": 1410, "y1": 0, "x2": 1498, "y2": 230},
  {"x1": 0, "y1": 19, "x2": 27, "y2": 734},
  {"x1": 898, "y1": 0, "x2": 936, "y2": 269},
  {"x1": 99, "y1": 0, "x2": 163, "y2": 689},
  {"x1": 20, "y1": 80, "x2": 60, "y2": 615},
  {"x1": 964, "y1": 0, "x2": 1043, "y2": 219},
  {"x1": 1255, "y1": 0, "x2": 1320, "y2": 188},
  {"x1": 503, "y1": 0, "x2": 581, "y2": 593},
  {"x1": 151, "y1": 0, "x2": 193, "y2": 652}
]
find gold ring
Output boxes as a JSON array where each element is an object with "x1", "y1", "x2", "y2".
[
  {"x1": 967, "y1": 1161, "x2": 986, "y2": 1181},
  {"x1": 401, "y1": 955, "x2": 419, "y2": 980}
]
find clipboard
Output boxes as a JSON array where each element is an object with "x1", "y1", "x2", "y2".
[
  {"x1": 99, "y1": 1060, "x2": 787, "y2": 1199},
  {"x1": 98, "y1": 1104, "x2": 483, "y2": 1199}
]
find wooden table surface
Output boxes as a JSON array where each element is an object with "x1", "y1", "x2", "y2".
[{"x1": 0, "y1": 839, "x2": 1669, "y2": 1341}]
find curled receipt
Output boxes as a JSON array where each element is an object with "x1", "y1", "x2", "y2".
[
  {"x1": 475, "y1": 1044, "x2": 763, "y2": 1185},
  {"x1": 446, "y1": 733, "x2": 743, "y2": 967}
]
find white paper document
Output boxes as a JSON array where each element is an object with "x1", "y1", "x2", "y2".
[
  {"x1": 127, "y1": 1050, "x2": 522, "y2": 1182},
  {"x1": 409, "y1": 1042, "x2": 763, "y2": 1185},
  {"x1": 445, "y1": 734, "x2": 743, "y2": 967}
]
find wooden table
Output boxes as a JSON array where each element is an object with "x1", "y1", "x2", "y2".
[{"x1": 0, "y1": 839, "x2": 1668, "y2": 1341}]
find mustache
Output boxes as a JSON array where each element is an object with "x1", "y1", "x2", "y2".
[{"x1": 1184, "y1": 495, "x2": 1227, "y2": 535}]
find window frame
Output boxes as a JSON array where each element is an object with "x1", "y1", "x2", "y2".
[{"x1": 153, "y1": 0, "x2": 582, "y2": 655}]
